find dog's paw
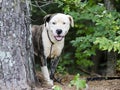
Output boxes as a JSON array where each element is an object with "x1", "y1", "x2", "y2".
[
  {"x1": 47, "y1": 79, "x2": 53, "y2": 86},
  {"x1": 42, "y1": 79, "x2": 53, "y2": 88},
  {"x1": 50, "y1": 75, "x2": 63, "y2": 85}
]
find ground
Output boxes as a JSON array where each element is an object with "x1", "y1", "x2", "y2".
[
  {"x1": 36, "y1": 72, "x2": 120, "y2": 90},
  {"x1": 88, "y1": 79, "x2": 120, "y2": 90}
]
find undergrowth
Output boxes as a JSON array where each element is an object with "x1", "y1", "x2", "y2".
[{"x1": 53, "y1": 74, "x2": 87, "y2": 90}]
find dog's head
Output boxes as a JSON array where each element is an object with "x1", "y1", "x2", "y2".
[{"x1": 44, "y1": 13, "x2": 74, "y2": 41}]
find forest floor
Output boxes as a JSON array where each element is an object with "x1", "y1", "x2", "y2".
[{"x1": 35, "y1": 71, "x2": 120, "y2": 90}]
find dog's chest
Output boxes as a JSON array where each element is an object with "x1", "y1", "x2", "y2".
[
  {"x1": 48, "y1": 44, "x2": 63, "y2": 58},
  {"x1": 45, "y1": 43, "x2": 63, "y2": 58},
  {"x1": 42, "y1": 30, "x2": 64, "y2": 58}
]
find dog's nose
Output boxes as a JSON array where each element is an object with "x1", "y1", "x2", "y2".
[{"x1": 56, "y1": 29, "x2": 62, "y2": 35}]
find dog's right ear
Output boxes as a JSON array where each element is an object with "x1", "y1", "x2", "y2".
[{"x1": 44, "y1": 14, "x2": 52, "y2": 24}]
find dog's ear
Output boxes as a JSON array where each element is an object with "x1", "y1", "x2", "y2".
[
  {"x1": 67, "y1": 15, "x2": 74, "y2": 27},
  {"x1": 44, "y1": 14, "x2": 52, "y2": 23}
]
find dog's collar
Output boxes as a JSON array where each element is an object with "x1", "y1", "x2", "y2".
[
  {"x1": 46, "y1": 29, "x2": 54, "y2": 45},
  {"x1": 46, "y1": 29, "x2": 54, "y2": 58}
]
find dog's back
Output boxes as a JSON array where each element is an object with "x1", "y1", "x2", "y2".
[{"x1": 32, "y1": 25, "x2": 43, "y2": 56}]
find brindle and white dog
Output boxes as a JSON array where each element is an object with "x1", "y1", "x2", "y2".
[{"x1": 32, "y1": 13, "x2": 74, "y2": 86}]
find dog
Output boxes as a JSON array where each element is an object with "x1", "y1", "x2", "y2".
[{"x1": 32, "y1": 13, "x2": 74, "y2": 86}]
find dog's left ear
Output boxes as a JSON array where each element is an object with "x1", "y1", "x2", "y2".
[
  {"x1": 67, "y1": 15, "x2": 74, "y2": 27},
  {"x1": 44, "y1": 14, "x2": 52, "y2": 23}
]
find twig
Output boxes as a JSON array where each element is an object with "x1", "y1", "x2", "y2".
[
  {"x1": 77, "y1": 67, "x2": 101, "y2": 77},
  {"x1": 34, "y1": 1, "x2": 47, "y2": 14},
  {"x1": 31, "y1": 1, "x2": 57, "y2": 14}
]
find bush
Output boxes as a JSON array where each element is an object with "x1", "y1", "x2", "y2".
[
  {"x1": 69, "y1": 74, "x2": 87, "y2": 90},
  {"x1": 55, "y1": 0, "x2": 120, "y2": 70}
]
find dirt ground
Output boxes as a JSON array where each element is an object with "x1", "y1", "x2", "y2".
[
  {"x1": 55, "y1": 76, "x2": 120, "y2": 90},
  {"x1": 88, "y1": 79, "x2": 120, "y2": 90},
  {"x1": 36, "y1": 72, "x2": 120, "y2": 90}
]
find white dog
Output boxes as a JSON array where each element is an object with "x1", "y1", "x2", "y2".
[{"x1": 32, "y1": 13, "x2": 74, "y2": 86}]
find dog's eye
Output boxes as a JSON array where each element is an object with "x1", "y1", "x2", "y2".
[
  {"x1": 52, "y1": 22, "x2": 56, "y2": 25},
  {"x1": 63, "y1": 22, "x2": 66, "y2": 24}
]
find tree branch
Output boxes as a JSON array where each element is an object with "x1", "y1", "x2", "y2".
[{"x1": 31, "y1": 0, "x2": 55, "y2": 14}]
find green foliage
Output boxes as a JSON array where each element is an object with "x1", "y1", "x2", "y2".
[
  {"x1": 56, "y1": 53, "x2": 75, "y2": 74},
  {"x1": 56, "y1": 65, "x2": 67, "y2": 75},
  {"x1": 55, "y1": 0, "x2": 120, "y2": 69},
  {"x1": 94, "y1": 37, "x2": 120, "y2": 53},
  {"x1": 53, "y1": 85, "x2": 62, "y2": 90},
  {"x1": 53, "y1": 74, "x2": 87, "y2": 90},
  {"x1": 69, "y1": 74, "x2": 86, "y2": 90}
]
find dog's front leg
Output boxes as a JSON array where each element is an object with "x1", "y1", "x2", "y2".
[
  {"x1": 50, "y1": 57, "x2": 60, "y2": 82},
  {"x1": 40, "y1": 55, "x2": 53, "y2": 86}
]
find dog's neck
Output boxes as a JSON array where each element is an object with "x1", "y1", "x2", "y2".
[
  {"x1": 46, "y1": 29, "x2": 54, "y2": 58},
  {"x1": 42, "y1": 26, "x2": 64, "y2": 58},
  {"x1": 46, "y1": 29, "x2": 54, "y2": 45}
]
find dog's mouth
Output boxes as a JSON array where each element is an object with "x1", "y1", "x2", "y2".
[{"x1": 54, "y1": 36, "x2": 64, "y2": 41}]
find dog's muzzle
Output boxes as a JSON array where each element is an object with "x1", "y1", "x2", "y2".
[{"x1": 54, "y1": 29, "x2": 64, "y2": 41}]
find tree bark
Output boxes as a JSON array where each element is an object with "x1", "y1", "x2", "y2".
[
  {"x1": 104, "y1": 0, "x2": 115, "y2": 11},
  {"x1": 0, "y1": 0, "x2": 36, "y2": 89},
  {"x1": 104, "y1": 0, "x2": 116, "y2": 76},
  {"x1": 106, "y1": 51, "x2": 116, "y2": 76}
]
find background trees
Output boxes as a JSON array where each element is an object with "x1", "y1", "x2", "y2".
[{"x1": 32, "y1": 0, "x2": 120, "y2": 76}]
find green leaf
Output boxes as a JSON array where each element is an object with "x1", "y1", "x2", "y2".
[
  {"x1": 53, "y1": 85, "x2": 62, "y2": 90},
  {"x1": 69, "y1": 74, "x2": 86, "y2": 90}
]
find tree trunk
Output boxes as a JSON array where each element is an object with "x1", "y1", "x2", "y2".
[
  {"x1": 104, "y1": 0, "x2": 115, "y2": 11},
  {"x1": 106, "y1": 51, "x2": 116, "y2": 76},
  {"x1": 0, "y1": 0, "x2": 36, "y2": 89},
  {"x1": 104, "y1": 0, "x2": 116, "y2": 76}
]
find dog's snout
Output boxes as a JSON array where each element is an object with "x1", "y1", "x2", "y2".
[{"x1": 56, "y1": 29, "x2": 62, "y2": 35}]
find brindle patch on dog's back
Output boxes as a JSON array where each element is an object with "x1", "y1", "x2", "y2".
[{"x1": 32, "y1": 25, "x2": 44, "y2": 56}]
